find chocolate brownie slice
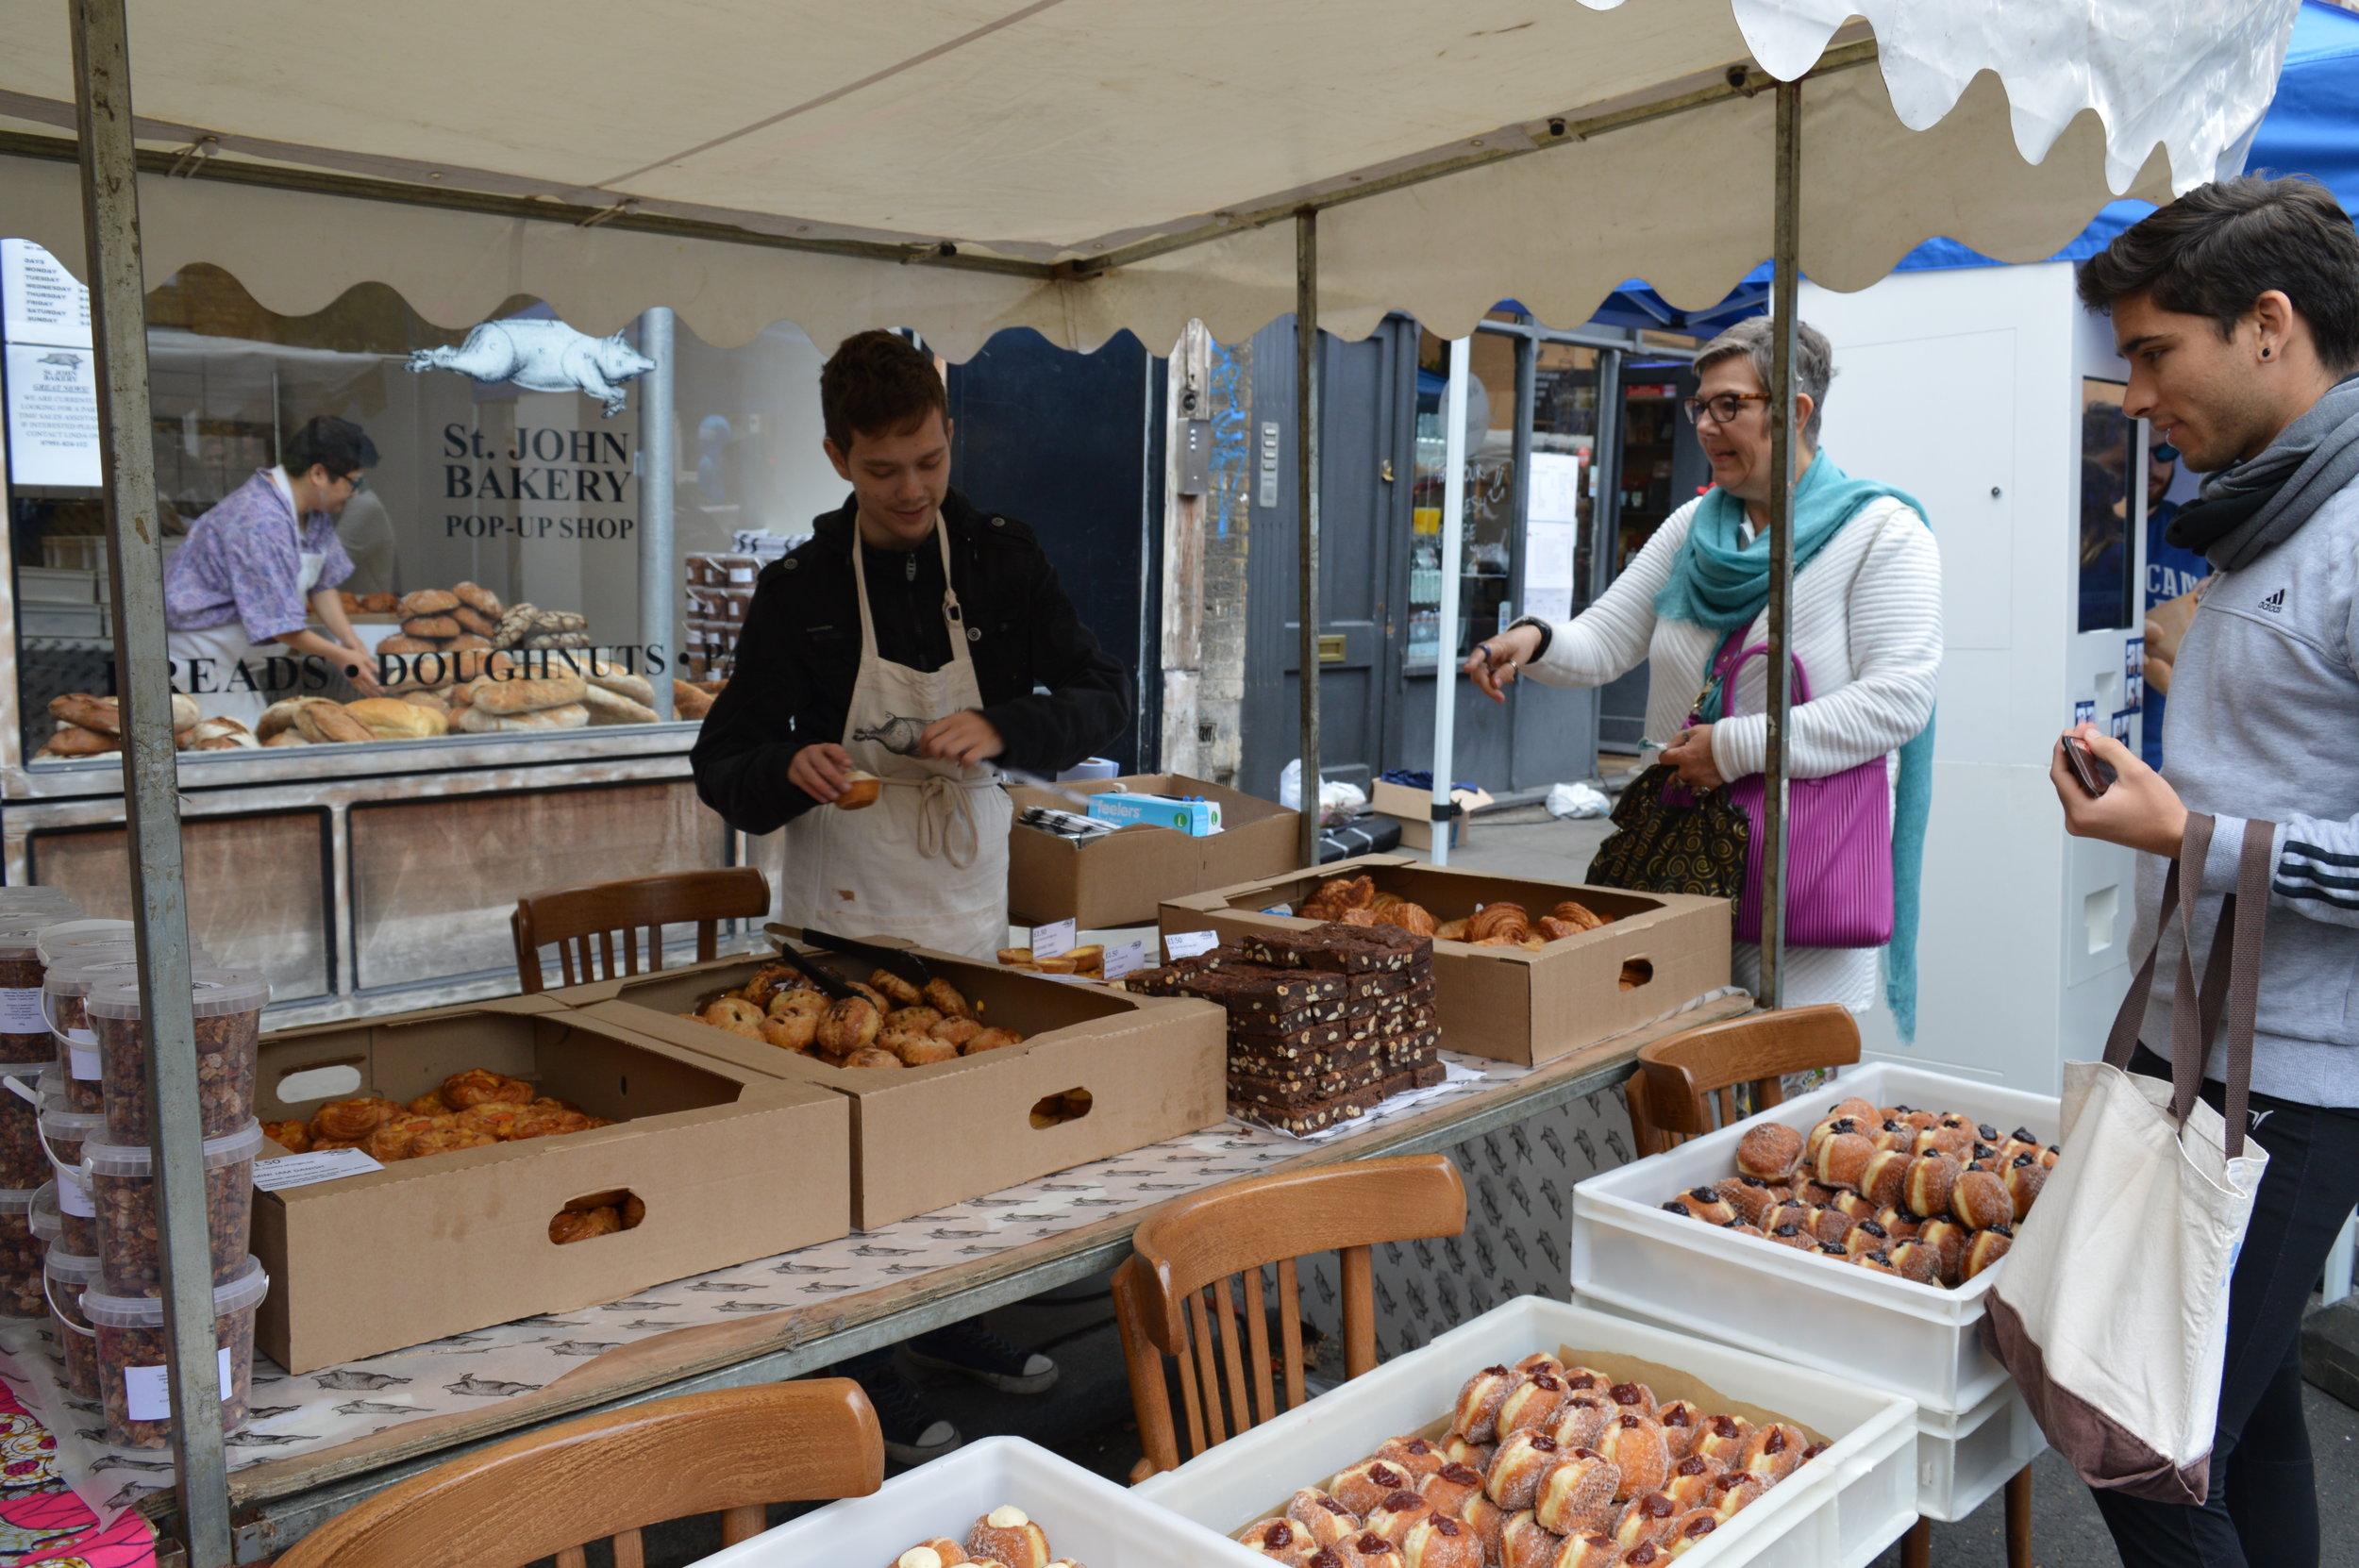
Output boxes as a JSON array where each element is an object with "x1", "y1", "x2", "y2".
[
  {"x1": 1238, "y1": 926, "x2": 1410, "y2": 975},
  {"x1": 1177, "y1": 962, "x2": 1346, "y2": 1012},
  {"x1": 1227, "y1": 1059, "x2": 1390, "y2": 1108},
  {"x1": 1230, "y1": 1077, "x2": 1389, "y2": 1135}
]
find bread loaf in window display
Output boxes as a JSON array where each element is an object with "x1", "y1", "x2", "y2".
[{"x1": 687, "y1": 962, "x2": 1026, "y2": 1069}]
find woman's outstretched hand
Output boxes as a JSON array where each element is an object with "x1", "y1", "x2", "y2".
[{"x1": 1463, "y1": 624, "x2": 1544, "y2": 703}]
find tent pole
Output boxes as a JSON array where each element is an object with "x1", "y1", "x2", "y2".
[
  {"x1": 639, "y1": 308, "x2": 677, "y2": 719},
  {"x1": 1296, "y1": 209, "x2": 1322, "y2": 867},
  {"x1": 1761, "y1": 79, "x2": 1801, "y2": 1009},
  {"x1": 68, "y1": 2, "x2": 232, "y2": 1561},
  {"x1": 1429, "y1": 337, "x2": 1471, "y2": 866}
]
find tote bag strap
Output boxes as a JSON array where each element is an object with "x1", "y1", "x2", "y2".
[
  {"x1": 1715, "y1": 641, "x2": 1816, "y2": 717},
  {"x1": 2217, "y1": 816, "x2": 2273, "y2": 1160}
]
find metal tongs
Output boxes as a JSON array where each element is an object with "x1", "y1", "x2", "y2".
[
  {"x1": 759, "y1": 927, "x2": 857, "y2": 1001},
  {"x1": 998, "y1": 765, "x2": 1095, "y2": 810},
  {"x1": 761, "y1": 925, "x2": 932, "y2": 993}
]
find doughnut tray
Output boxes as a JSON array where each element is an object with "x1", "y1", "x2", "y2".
[
  {"x1": 1136, "y1": 1297, "x2": 1917, "y2": 1568},
  {"x1": 701, "y1": 1434, "x2": 1269, "y2": 1565},
  {"x1": 1571, "y1": 1061, "x2": 2061, "y2": 1416}
]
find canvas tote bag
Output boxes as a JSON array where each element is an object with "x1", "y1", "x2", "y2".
[{"x1": 1983, "y1": 813, "x2": 2272, "y2": 1504}]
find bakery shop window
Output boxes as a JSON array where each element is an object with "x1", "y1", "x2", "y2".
[{"x1": 2, "y1": 244, "x2": 843, "y2": 763}]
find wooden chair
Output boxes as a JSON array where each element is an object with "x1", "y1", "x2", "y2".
[
  {"x1": 1624, "y1": 1007, "x2": 2030, "y2": 1568},
  {"x1": 274, "y1": 1378, "x2": 881, "y2": 1568},
  {"x1": 1113, "y1": 1154, "x2": 1467, "y2": 1479},
  {"x1": 511, "y1": 867, "x2": 770, "y2": 993}
]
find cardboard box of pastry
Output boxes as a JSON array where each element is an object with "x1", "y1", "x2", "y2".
[
  {"x1": 708, "y1": 1435, "x2": 1269, "y2": 1566},
  {"x1": 247, "y1": 994, "x2": 848, "y2": 1373},
  {"x1": 567, "y1": 945, "x2": 1228, "y2": 1229},
  {"x1": 1007, "y1": 772, "x2": 1299, "y2": 928},
  {"x1": 1370, "y1": 777, "x2": 1497, "y2": 852},
  {"x1": 1159, "y1": 856, "x2": 1730, "y2": 1067},
  {"x1": 1134, "y1": 1296, "x2": 1916, "y2": 1568}
]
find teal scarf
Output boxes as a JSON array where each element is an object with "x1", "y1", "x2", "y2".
[{"x1": 1659, "y1": 452, "x2": 1938, "y2": 1043}]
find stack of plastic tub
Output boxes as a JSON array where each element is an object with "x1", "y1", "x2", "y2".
[{"x1": 1572, "y1": 1062, "x2": 2058, "y2": 1525}]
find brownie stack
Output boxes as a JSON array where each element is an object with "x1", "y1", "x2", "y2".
[{"x1": 1129, "y1": 922, "x2": 1441, "y2": 1135}]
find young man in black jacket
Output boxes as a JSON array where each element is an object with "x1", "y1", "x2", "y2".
[{"x1": 692, "y1": 328, "x2": 1130, "y2": 1461}]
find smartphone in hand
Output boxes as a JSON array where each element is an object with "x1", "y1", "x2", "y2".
[{"x1": 2064, "y1": 736, "x2": 2116, "y2": 798}]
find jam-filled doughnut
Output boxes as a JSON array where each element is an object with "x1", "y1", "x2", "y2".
[
  {"x1": 1335, "y1": 1531, "x2": 1403, "y2": 1567},
  {"x1": 1497, "y1": 1371, "x2": 1568, "y2": 1435},
  {"x1": 1867, "y1": 1119, "x2": 1916, "y2": 1154},
  {"x1": 1762, "y1": 1200, "x2": 1813, "y2": 1235},
  {"x1": 1377, "y1": 1436, "x2": 1447, "y2": 1478},
  {"x1": 1485, "y1": 1431, "x2": 1562, "y2": 1510},
  {"x1": 1289, "y1": 1490, "x2": 1363, "y2": 1546},
  {"x1": 1598, "y1": 1414, "x2": 1671, "y2": 1498},
  {"x1": 1841, "y1": 1217, "x2": 1893, "y2": 1258},
  {"x1": 1886, "y1": 1241, "x2": 1941, "y2": 1283},
  {"x1": 1829, "y1": 1190, "x2": 1880, "y2": 1223},
  {"x1": 1661, "y1": 1453, "x2": 1719, "y2": 1510},
  {"x1": 1397, "y1": 1514, "x2": 1480, "y2": 1568},
  {"x1": 1715, "y1": 1176, "x2": 1783, "y2": 1227},
  {"x1": 1860, "y1": 1149, "x2": 1914, "y2": 1209},
  {"x1": 1452, "y1": 1492, "x2": 1505, "y2": 1564},
  {"x1": 1418, "y1": 1463, "x2": 1485, "y2": 1516},
  {"x1": 1531, "y1": 1445, "x2": 1621, "y2": 1533},
  {"x1": 1653, "y1": 1400, "x2": 1702, "y2": 1460},
  {"x1": 1242, "y1": 1518, "x2": 1317, "y2": 1564},
  {"x1": 1710, "y1": 1472, "x2": 1767, "y2": 1521},
  {"x1": 1664, "y1": 1510, "x2": 1719, "y2": 1557},
  {"x1": 1514, "y1": 1352, "x2": 1567, "y2": 1381},
  {"x1": 1741, "y1": 1423, "x2": 1810, "y2": 1484},
  {"x1": 1805, "y1": 1116, "x2": 1861, "y2": 1162},
  {"x1": 1661, "y1": 1188, "x2": 1736, "y2": 1225},
  {"x1": 1851, "y1": 1249, "x2": 1901, "y2": 1276},
  {"x1": 1608, "y1": 1381, "x2": 1658, "y2": 1420},
  {"x1": 1951, "y1": 1169, "x2": 2015, "y2": 1229},
  {"x1": 1816, "y1": 1243, "x2": 1851, "y2": 1262},
  {"x1": 1903, "y1": 1152, "x2": 1962, "y2": 1219},
  {"x1": 1364, "y1": 1490, "x2": 1433, "y2": 1544},
  {"x1": 1551, "y1": 1394, "x2": 1614, "y2": 1451},
  {"x1": 1441, "y1": 1436, "x2": 1494, "y2": 1474},
  {"x1": 1735, "y1": 1122, "x2": 1804, "y2": 1182},
  {"x1": 1611, "y1": 1491, "x2": 1681, "y2": 1549},
  {"x1": 1916, "y1": 1217, "x2": 1968, "y2": 1284},
  {"x1": 1498, "y1": 1510, "x2": 1562, "y2": 1568},
  {"x1": 1616, "y1": 1542, "x2": 1668, "y2": 1567},
  {"x1": 2003, "y1": 1156, "x2": 2049, "y2": 1218},
  {"x1": 1449, "y1": 1365, "x2": 1515, "y2": 1443},
  {"x1": 1804, "y1": 1206, "x2": 1854, "y2": 1247},
  {"x1": 1962, "y1": 1225, "x2": 2015, "y2": 1280},
  {"x1": 1814, "y1": 1131, "x2": 1874, "y2": 1190},
  {"x1": 1966, "y1": 1143, "x2": 2002, "y2": 1171},
  {"x1": 1721, "y1": 1221, "x2": 1765, "y2": 1240},
  {"x1": 1896, "y1": 1109, "x2": 1942, "y2": 1131},
  {"x1": 1828, "y1": 1094, "x2": 1882, "y2": 1124},
  {"x1": 1560, "y1": 1365, "x2": 1614, "y2": 1393},
  {"x1": 1913, "y1": 1123, "x2": 1974, "y2": 1159},
  {"x1": 1335, "y1": 1460, "x2": 1417, "y2": 1517},
  {"x1": 1690, "y1": 1413, "x2": 1748, "y2": 1470},
  {"x1": 970, "y1": 1507, "x2": 1052, "y2": 1568},
  {"x1": 1765, "y1": 1222, "x2": 1815, "y2": 1251},
  {"x1": 1554, "y1": 1534, "x2": 1625, "y2": 1568},
  {"x1": 1997, "y1": 1127, "x2": 2042, "y2": 1163},
  {"x1": 1790, "y1": 1178, "x2": 1841, "y2": 1208},
  {"x1": 1872, "y1": 1206, "x2": 1922, "y2": 1241}
]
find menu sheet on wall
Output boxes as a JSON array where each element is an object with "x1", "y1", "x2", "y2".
[{"x1": 1, "y1": 240, "x2": 101, "y2": 487}]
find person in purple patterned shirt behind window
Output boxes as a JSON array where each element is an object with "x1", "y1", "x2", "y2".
[{"x1": 164, "y1": 415, "x2": 384, "y2": 725}]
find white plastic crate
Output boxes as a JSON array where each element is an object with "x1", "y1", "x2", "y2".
[
  {"x1": 1136, "y1": 1297, "x2": 1916, "y2": 1568},
  {"x1": 1916, "y1": 1381, "x2": 2042, "y2": 1523},
  {"x1": 1573, "y1": 1061, "x2": 2059, "y2": 1415},
  {"x1": 699, "y1": 1434, "x2": 1269, "y2": 1567}
]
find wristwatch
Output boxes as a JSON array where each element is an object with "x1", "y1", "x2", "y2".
[{"x1": 1503, "y1": 615, "x2": 1554, "y2": 660}]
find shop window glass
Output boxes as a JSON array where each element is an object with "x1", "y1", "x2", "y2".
[
  {"x1": 1614, "y1": 358, "x2": 1696, "y2": 575},
  {"x1": 1526, "y1": 342, "x2": 1598, "y2": 620},
  {"x1": 1408, "y1": 327, "x2": 1519, "y2": 672},
  {"x1": 2079, "y1": 379, "x2": 2135, "y2": 633}
]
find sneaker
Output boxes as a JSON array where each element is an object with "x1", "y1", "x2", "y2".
[
  {"x1": 854, "y1": 1360, "x2": 962, "y2": 1465},
  {"x1": 904, "y1": 1320, "x2": 1060, "y2": 1394}
]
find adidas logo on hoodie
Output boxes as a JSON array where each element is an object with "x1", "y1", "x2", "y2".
[{"x1": 2258, "y1": 587, "x2": 2286, "y2": 613}]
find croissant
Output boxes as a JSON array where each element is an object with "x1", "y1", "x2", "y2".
[
  {"x1": 1539, "y1": 915, "x2": 1582, "y2": 942},
  {"x1": 1375, "y1": 899, "x2": 1438, "y2": 937},
  {"x1": 310, "y1": 1096, "x2": 404, "y2": 1142},
  {"x1": 1313, "y1": 875, "x2": 1376, "y2": 911},
  {"x1": 1467, "y1": 902, "x2": 1531, "y2": 942},
  {"x1": 1337, "y1": 908, "x2": 1383, "y2": 926},
  {"x1": 1297, "y1": 900, "x2": 1343, "y2": 922},
  {"x1": 1550, "y1": 899, "x2": 1609, "y2": 931},
  {"x1": 1435, "y1": 918, "x2": 1470, "y2": 942}
]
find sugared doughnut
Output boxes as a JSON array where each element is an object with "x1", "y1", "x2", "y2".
[
  {"x1": 1851, "y1": 1250, "x2": 1900, "y2": 1276},
  {"x1": 1690, "y1": 1414, "x2": 1749, "y2": 1470},
  {"x1": 1449, "y1": 1365, "x2": 1515, "y2": 1443},
  {"x1": 1608, "y1": 1382, "x2": 1657, "y2": 1420},
  {"x1": 968, "y1": 1506, "x2": 1051, "y2": 1568},
  {"x1": 1485, "y1": 1431, "x2": 1562, "y2": 1510},
  {"x1": 1497, "y1": 1372, "x2": 1567, "y2": 1435},
  {"x1": 1872, "y1": 1206, "x2": 1922, "y2": 1241},
  {"x1": 1997, "y1": 1128, "x2": 2041, "y2": 1162},
  {"x1": 1887, "y1": 1241, "x2": 1941, "y2": 1283},
  {"x1": 1661, "y1": 1452, "x2": 1720, "y2": 1510},
  {"x1": 1665, "y1": 1510, "x2": 1719, "y2": 1557},
  {"x1": 1815, "y1": 1131, "x2": 1874, "y2": 1190},
  {"x1": 1560, "y1": 1365, "x2": 1614, "y2": 1393},
  {"x1": 1616, "y1": 1542, "x2": 1667, "y2": 1567},
  {"x1": 1242, "y1": 1518, "x2": 1316, "y2": 1564},
  {"x1": 1790, "y1": 1178, "x2": 1840, "y2": 1208},
  {"x1": 1735, "y1": 1122, "x2": 1803, "y2": 1182},
  {"x1": 1903, "y1": 1152, "x2": 1962, "y2": 1219},
  {"x1": 1897, "y1": 1109, "x2": 1941, "y2": 1131},
  {"x1": 1498, "y1": 1511, "x2": 1562, "y2": 1568},
  {"x1": 1827, "y1": 1095, "x2": 1881, "y2": 1124},
  {"x1": 1721, "y1": 1221, "x2": 1765, "y2": 1240},
  {"x1": 1552, "y1": 1394, "x2": 1614, "y2": 1452},
  {"x1": 1611, "y1": 1492, "x2": 1681, "y2": 1549},
  {"x1": 1709, "y1": 1472, "x2": 1767, "y2": 1521},
  {"x1": 1290, "y1": 1489, "x2": 1363, "y2": 1546},
  {"x1": 1335, "y1": 1460, "x2": 1416, "y2": 1518},
  {"x1": 1914, "y1": 1123, "x2": 1973, "y2": 1159},
  {"x1": 1514, "y1": 1352, "x2": 1567, "y2": 1381},
  {"x1": 1418, "y1": 1463, "x2": 1486, "y2": 1516},
  {"x1": 1916, "y1": 1217, "x2": 1968, "y2": 1285},
  {"x1": 1741, "y1": 1423, "x2": 1809, "y2": 1484},
  {"x1": 1338, "y1": 1532, "x2": 1402, "y2": 1567},
  {"x1": 1715, "y1": 1176, "x2": 1783, "y2": 1227},
  {"x1": 1842, "y1": 1217, "x2": 1893, "y2": 1258},
  {"x1": 1662, "y1": 1187, "x2": 1736, "y2": 1225},
  {"x1": 1816, "y1": 1243, "x2": 1851, "y2": 1262},
  {"x1": 1860, "y1": 1149, "x2": 1913, "y2": 1209},
  {"x1": 1966, "y1": 1143, "x2": 2002, "y2": 1171},
  {"x1": 1555, "y1": 1534, "x2": 1624, "y2": 1568},
  {"x1": 1598, "y1": 1414, "x2": 1670, "y2": 1499},
  {"x1": 1867, "y1": 1119, "x2": 1916, "y2": 1154},
  {"x1": 897, "y1": 1542, "x2": 969, "y2": 1568},
  {"x1": 1805, "y1": 1116, "x2": 1861, "y2": 1160},
  {"x1": 1830, "y1": 1190, "x2": 1879, "y2": 1223},
  {"x1": 1765, "y1": 1222, "x2": 1815, "y2": 1251},
  {"x1": 1654, "y1": 1401, "x2": 1702, "y2": 1460},
  {"x1": 1441, "y1": 1437, "x2": 1494, "y2": 1475},
  {"x1": 1963, "y1": 1226, "x2": 2015, "y2": 1280},
  {"x1": 1532, "y1": 1446, "x2": 1621, "y2": 1534},
  {"x1": 1762, "y1": 1201, "x2": 1812, "y2": 1235},
  {"x1": 1364, "y1": 1490, "x2": 1432, "y2": 1544},
  {"x1": 1951, "y1": 1170, "x2": 2014, "y2": 1229},
  {"x1": 2003, "y1": 1156, "x2": 2049, "y2": 1218},
  {"x1": 2036, "y1": 1144, "x2": 2060, "y2": 1169},
  {"x1": 1452, "y1": 1493, "x2": 1505, "y2": 1565},
  {"x1": 1397, "y1": 1514, "x2": 1481, "y2": 1568},
  {"x1": 1805, "y1": 1206, "x2": 1853, "y2": 1247},
  {"x1": 1377, "y1": 1436, "x2": 1448, "y2": 1478}
]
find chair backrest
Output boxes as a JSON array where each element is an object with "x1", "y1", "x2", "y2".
[
  {"x1": 511, "y1": 868, "x2": 770, "y2": 993},
  {"x1": 1624, "y1": 1003, "x2": 1860, "y2": 1156},
  {"x1": 1113, "y1": 1154, "x2": 1466, "y2": 1478},
  {"x1": 275, "y1": 1378, "x2": 881, "y2": 1568}
]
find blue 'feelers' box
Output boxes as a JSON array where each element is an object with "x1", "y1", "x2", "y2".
[{"x1": 1086, "y1": 792, "x2": 1224, "y2": 836}]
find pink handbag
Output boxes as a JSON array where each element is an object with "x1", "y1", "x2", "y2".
[{"x1": 1714, "y1": 640, "x2": 1894, "y2": 948}]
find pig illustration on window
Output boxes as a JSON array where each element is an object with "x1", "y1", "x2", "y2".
[{"x1": 407, "y1": 318, "x2": 655, "y2": 417}]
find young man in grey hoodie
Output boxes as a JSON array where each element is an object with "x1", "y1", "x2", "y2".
[{"x1": 2060, "y1": 175, "x2": 2359, "y2": 1568}]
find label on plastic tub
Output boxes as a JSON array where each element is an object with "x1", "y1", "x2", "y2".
[
  {"x1": 124, "y1": 1348, "x2": 234, "y2": 1420},
  {"x1": 69, "y1": 1046, "x2": 97, "y2": 1079},
  {"x1": 56, "y1": 1167, "x2": 92, "y2": 1218},
  {"x1": 0, "y1": 990, "x2": 41, "y2": 1034},
  {"x1": 728, "y1": 566, "x2": 754, "y2": 583}
]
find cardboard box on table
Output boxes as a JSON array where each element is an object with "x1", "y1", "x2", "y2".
[
  {"x1": 1007, "y1": 772, "x2": 1299, "y2": 928},
  {"x1": 566, "y1": 945, "x2": 1228, "y2": 1229},
  {"x1": 1159, "y1": 855, "x2": 1731, "y2": 1067},
  {"x1": 1368, "y1": 777, "x2": 1496, "y2": 852},
  {"x1": 249, "y1": 994, "x2": 849, "y2": 1373}
]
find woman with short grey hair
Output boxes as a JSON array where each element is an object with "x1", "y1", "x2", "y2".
[{"x1": 1464, "y1": 317, "x2": 1942, "y2": 1025}]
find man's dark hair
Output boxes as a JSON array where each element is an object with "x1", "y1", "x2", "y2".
[
  {"x1": 821, "y1": 329, "x2": 947, "y2": 451},
  {"x1": 2076, "y1": 175, "x2": 2359, "y2": 373},
  {"x1": 282, "y1": 415, "x2": 377, "y2": 478}
]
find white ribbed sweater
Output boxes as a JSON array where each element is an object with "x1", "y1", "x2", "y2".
[{"x1": 1525, "y1": 492, "x2": 1943, "y2": 1009}]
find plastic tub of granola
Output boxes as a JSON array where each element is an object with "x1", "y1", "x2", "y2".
[
  {"x1": 42, "y1": 1243, "x2": 100, "y2": 1401},
  {"x1": 42, "y1": 946, "x2": 213, "y2": 1114},
  {"x1": 0, "y1": 1187, "x2": 39, "y2": 1318},
  {"x1": 83, "y1": 1256, "x2": 266, "y2": 1449},
  {"x1": 0, "y1": 1065, "x2": 45, "y2": 1190},
  {"x1": 83, "y1": 1120, "x2": 262, "y2": 1296},
  {"x1": 38, "y1": 1095, "x2": 101, "y2": 1256},
  {"x1": 0, "y1": 917, "x2": 80, "y2": 1064},
  {"x1": 87, "y1": 969, "x2": 267, "y2": 1143},
  {"x1": 31, "y1": 920, "x2": 131, "y2": 964}
]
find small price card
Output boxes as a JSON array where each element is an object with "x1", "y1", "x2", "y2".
[
  {"x1": 1031, "y1": 919, "x2": 1078, "y2": 959},
  {"x1": 1165, "y1": 930, "x2": 1220, "y2": 960}
]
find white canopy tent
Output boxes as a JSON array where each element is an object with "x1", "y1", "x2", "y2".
[{"x1": 9, "y1": 3, "x2": 2295, "y2": 1561}]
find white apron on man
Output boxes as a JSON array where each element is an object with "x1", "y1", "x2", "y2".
[
  {"x1": 164, "y1": 471, "x2": 326, "y2": 726},
  {"x1": 774, "y1": 519, "x2": 1012, "y2": 959}
]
